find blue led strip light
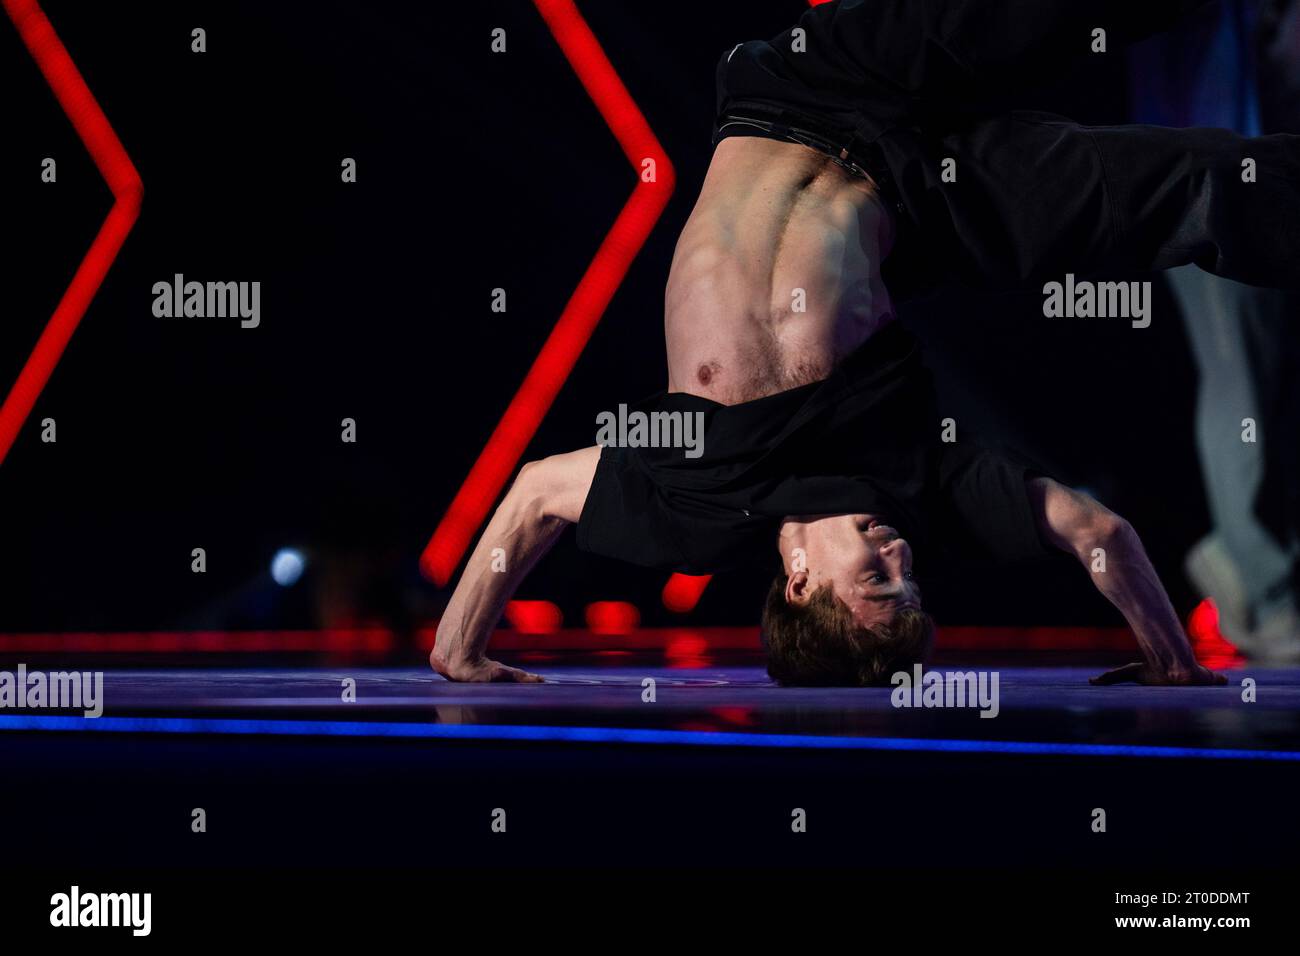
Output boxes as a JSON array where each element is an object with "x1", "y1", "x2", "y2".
[{"x1": 0, "y1": 713, "x2": 1297, "y2": 761}]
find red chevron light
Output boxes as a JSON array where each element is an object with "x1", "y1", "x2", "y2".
[
  {"x1": 420, "y1": 0, "x2": 674, "y2": 585},
  {"x1": 0, "y1": 0, "x2": 142, "y2": 465}
]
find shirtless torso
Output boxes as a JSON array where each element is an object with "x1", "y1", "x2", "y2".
[{"x1": 664, "y1": 136, "x2": 896, "y2": 406}]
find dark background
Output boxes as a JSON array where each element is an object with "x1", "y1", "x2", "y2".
[{"x1": 0, "y1": 0, "x2": 1211, "y2": 639}]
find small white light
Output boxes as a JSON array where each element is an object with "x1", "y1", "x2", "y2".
[{"x1": 271, "y1": 548, "x2": 306, "y2": 587}]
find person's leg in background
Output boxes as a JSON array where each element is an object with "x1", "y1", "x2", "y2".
[
  {"x1": 1131, "y1": 0, "x2": 1300, "y2": 659},
  {"x1": 1168, "y1": 267, "x2": 1300, "y2": 659}
]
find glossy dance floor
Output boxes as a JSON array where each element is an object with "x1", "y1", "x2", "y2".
[
  {"x1": 2, "y1": 662, "x2": 1298, "y2": 755},
  {"x1": 3, "y1": 658, "x2": 1299, "y2": 869}
]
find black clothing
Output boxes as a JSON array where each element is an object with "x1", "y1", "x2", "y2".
[
  {"x1": 578, "y1": 0, "x2": 1300, "y2": 574},
  {"x1": 576, "y1": 325, "x2": 1051, "y2": 574},
  {"x1": 714, "y1": 0, "x2": 1300, "y2": 300}
]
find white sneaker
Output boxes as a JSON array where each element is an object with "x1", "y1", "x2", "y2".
[{"x1": 1185, "y1": 534, "x2": 1300, "y2": 662}]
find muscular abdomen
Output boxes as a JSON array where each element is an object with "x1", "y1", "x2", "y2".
[{"x1": 665, "y1": 136, "x2": 894, "y2": 405}]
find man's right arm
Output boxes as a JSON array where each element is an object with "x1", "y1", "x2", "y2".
[{"x1": 431, "y1": 446, "x2": 600, "y2": 682}]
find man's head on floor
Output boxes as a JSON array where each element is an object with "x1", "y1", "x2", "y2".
[{"x1": 764, "y1": 514, "x2": 934, "y2": 686}]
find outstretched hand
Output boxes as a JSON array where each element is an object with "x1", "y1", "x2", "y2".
[{"x1": 1089, "y1": 662, "x2": 1227, "y2": 686}]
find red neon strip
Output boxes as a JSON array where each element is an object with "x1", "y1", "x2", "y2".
[
  {"x1": 0, "y1": 629, "x2": 394, "y2": 654},
  {"x1": 432, "y1": 625, "x2": 1137, "y2": 654},
  {"x1": 0, "y1": 0, "x2": 142, "y2": 465},
  {"x1": 0, "y1": 625, "x2": 1141, "y2": 655},
  {"x1": 421, "y1": 0, "x2": 674, "y2": 585},
  {"x1": 417, "y1": 626, "x2": 765, "y2": 653}
]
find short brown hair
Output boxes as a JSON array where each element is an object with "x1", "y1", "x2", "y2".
[{"x1": 761, "y1": 573, "x2": 936, "y2": 686}]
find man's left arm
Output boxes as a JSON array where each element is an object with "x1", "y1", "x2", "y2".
[{"x1": 1026, "y1": 476, "x2": 1226, "y2": 686}]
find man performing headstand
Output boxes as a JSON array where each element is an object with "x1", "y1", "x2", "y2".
[{"x1": 432, "y1": 0, "x2": 1296, "y2": 686}]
